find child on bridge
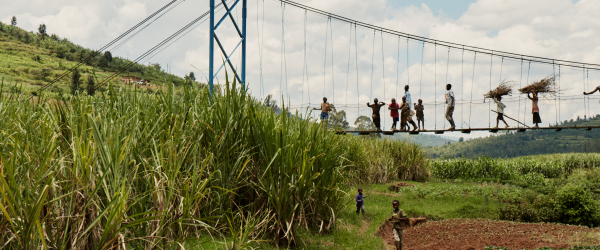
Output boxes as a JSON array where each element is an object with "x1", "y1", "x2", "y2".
[
  {"x1": 367, "y1": 98, "x2": 386, "y2": 131},
  {"x1": 313, "y1": 97, "x2": 331, "y2": 128},
  {"x1": 415, "y1": 99, "x2": 425, "y2": 131},
  {"x1": 528, "y1": 90, "x2": 541, "y2": 128},
  {"x1": 493, "y1": 97, "x2": 509, "y2": 128},
  {"x1": 389, "y1": 98, "x2": 400, "y2": 130}
]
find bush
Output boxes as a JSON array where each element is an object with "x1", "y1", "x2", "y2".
[{"x1": 555, "y1": 183, "x2": 600, "y2": 227}]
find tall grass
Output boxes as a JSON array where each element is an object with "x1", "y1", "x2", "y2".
[
  {"x1": 432, "y1": 154, "x2": 600, "y2": 180},
  {"x1": 0, "y1": 77, "x2": 428, "y2": 248}
]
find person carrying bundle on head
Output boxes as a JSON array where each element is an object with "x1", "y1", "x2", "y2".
[
  {"x1": 528, "y1": 90, "x2": 541, "y2": 128},
  {"x1": 389, "y1": 98, "x2": 400, "y2": 130},
  {"x1": 484, "y1": 80, "x2": 513, "y2": 129},
  {"x1": 415, "y1": 99, "x2": 425, "y2": 131},
  {"x1": 519, "y1": 76, "x2": 557, "y2": 128},
  {"x1": 367, "y1": 98, "x2": 386, "y2": 131},
  {"x1": 493, "y1": 96, "x2": 509, "y2": 128}
]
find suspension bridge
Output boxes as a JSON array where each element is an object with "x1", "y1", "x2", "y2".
[{"x1": 37, "y1": 0, "x2": 600, "y2": 134}]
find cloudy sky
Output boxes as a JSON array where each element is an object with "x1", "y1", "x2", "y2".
[{"x1": 3, "y1": 0, "x2": 600, "y2": 138}]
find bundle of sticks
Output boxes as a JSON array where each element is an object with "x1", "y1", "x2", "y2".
[
  {"x1": 484, "y1": 79, "x2": 514, "y2": 100},
  {"x1": 519, "y1": 76, "x2": 556, "y2": 95}
]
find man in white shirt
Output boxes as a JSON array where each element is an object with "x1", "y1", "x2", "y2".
[
  {"x1": 404, "y1": 85, "x2": 412, "y2": 110},
  {"x1": 445, "y1": 84, "x2": 455, "y2": 130},
  {"x1": 493, "y1": 97, "x2": 509, "y2": 128}
]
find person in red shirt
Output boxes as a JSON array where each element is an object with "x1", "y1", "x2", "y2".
[{"x1": 389, "y1": 98, "x2": 400, "y2": 130}]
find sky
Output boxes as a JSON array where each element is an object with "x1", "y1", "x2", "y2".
[{"x1": 2, "y1": 0, "x2": 600, "y2": 139}]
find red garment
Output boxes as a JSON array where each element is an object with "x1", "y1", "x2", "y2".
[{"x1": 389, "y1": 103, "x2": 400, "y2": 118}]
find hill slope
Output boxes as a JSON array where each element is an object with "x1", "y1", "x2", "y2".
[
  {"x1": 0, "y1": 21, "x2": 191, "y2": 96},
  {"x1": 424, "y1": 115, "x2": 600, "y2": 158}
]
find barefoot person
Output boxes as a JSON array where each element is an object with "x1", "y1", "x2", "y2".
[
  {"x1": 400, "y1": 96, "x2": 417, "y2": 131},
  {"x1": 313, "y1": 97, "x2": 331, "y2": 128},
  {"x1": 493, "y1": 96, "x2": 509, "y2": 128},
  {"x1": 389, "y1": 98, "x2": 400, "y2": 130},
  {"x1": 415, "y1": 99, "x2": 425, "y2": 131},
  {"x1": 355, "y1": 188, "x2": 366, "y2": 216},
  {"x1": 527, "y1": 90, "x2": 541, "y2": 128},
  {"x1": 388, "y1": 200, "x2": 407, "y2": 250},
  {"x1": 584, "y1": 86, "x2": 600, "y2": 95},
  {"x1": 445, "y1": 84, "x2": 456, "y2": 130},
  {"x1": 367, "y1": 98, "x2": 386, "y2": 131}
]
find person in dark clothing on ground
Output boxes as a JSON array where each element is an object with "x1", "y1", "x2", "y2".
[{"x1": 356, "y1": 188, "x2": 366, "y2": 216}]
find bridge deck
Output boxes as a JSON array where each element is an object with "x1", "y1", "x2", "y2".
[{"x1": 334, "y1": 125, "x2": 600, "y2": 135}]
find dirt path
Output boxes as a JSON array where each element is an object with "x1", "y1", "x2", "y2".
[{"x1": 377, "y1": 219, "x2": 600, "y2": 250}]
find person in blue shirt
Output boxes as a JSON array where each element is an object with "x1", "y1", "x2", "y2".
[{"x1": 356, "y1": 188, "x2": 366, "y2": 216}]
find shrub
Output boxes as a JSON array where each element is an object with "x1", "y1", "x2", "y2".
[{"x1": 555, "y1": 183, "x2": 600, "y2": 227}]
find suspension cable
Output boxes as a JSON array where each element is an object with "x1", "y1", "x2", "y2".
[
  {"x1": 469, "y1": 52, "x2": 476, "y2": 128},
  {"x1": 302, "y1": 9, "x2": 307, "y2": 106},
  {"x1": 346, "y1": 23, "x2": 351, "y2": 106},
  {"x1": 489, "y1": 52, "x2": 493, "y2": 128},
  {"x1": 355, "y1": 23, "x2": 359, "y2": 120},
  {"x1": 461, "y1": 46, "x2": 464, "y2": 128},
  {"x1": 370, "y1": 30, "x2": 375, "y2": 100},
  {"x1": 381, "y1": 31, "x2": 385, "y2": 104},
  {"x1": 330, "y1": 16, "x2": 334, "y2": 104},
  {"x1": 435, "y1": 42, "x2": 437, "y2": 130},
  {"x1": 445, "y1": 47, "x2": 450, "y2": 130},
  {"x1": 420, "y1": 42, "x2": 424, "y2": 100},
  {"x1": 323, "y1": 16, "x2": 329, "y2": 99},
  {"x1": 519, "y1": 58, "x2": 523, "y2": 128},
  {"x1": 396, "y1": 36, "x2": 400, "y2": 99},
  {"x1": 282, "y1": 3, "x2": 288, "y2": 102}
]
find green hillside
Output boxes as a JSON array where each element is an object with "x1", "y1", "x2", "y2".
[
  {"x1": 0, "y1": 20, "x2": 193, "y2": 97},
  {"x1": 388, "y1": 133, "x2": 456, "y2": 147},
  {"x1": 424, "y1": 115, "x2": 600, "y2": 158}
]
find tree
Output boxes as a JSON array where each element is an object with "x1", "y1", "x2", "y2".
[
  {"x1": 11, "y1": 16, "x2": 16, "y2": 27},
  {"x1": 327, "y1": 105, "x2": 349, "y2": 129},
  {"x1": 104, "y1": 51, "x2": 113, "y2": 63},
  {"x1": 70, "y1": 69, "x2": 82, "y2": 95},
  {"x1": 37, "y1": 24, "x2": 47, "y2": 38},
  {"x1": 188, "y1": 72, "x2": 196, "y2": 81},
  {"x1": 354, "y1": 116, "x2": 375, "y2": 131},
  {"x1": 458, "y1": 137, "x2": 464, "y2": 142},
  {"x1": 86, "y1": 74, "x2": 96, "y2": 96},
  {"x1": 0, "y1": 22, "x2": 4, "y2": 32},
  {"x1": 263, "y1": 94, "x2": 281, "y2": 113}
]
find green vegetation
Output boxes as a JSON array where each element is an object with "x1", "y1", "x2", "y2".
[
  {"x1": 432, "y1": 153, "x2": 600, "y2": 181},
  {"x1": 425, "y1": 116, "x2": 600, "y2": 158},
  {"x1": 0, "y1": 20, "x2": 192, "y2": 97},
  {"x1": 0, "y1": 76, "x2": 428, "y2": 248}
]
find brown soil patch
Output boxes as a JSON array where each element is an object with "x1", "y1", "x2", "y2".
[
  {"x1": 388, "y1": 182, "x2": 415, "y2": 192},
  {"x1": 375, "y1": 218, "x2": 428, "y2": 244},
  {"x1": 376, "y1": 219, "x2": 600, "y2": 250}
]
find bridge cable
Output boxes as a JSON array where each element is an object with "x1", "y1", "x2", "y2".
[
  {"x1": 489, "y1": 52, "x2": 493, "y2": 129},
  {"x1": 526, "y1": 61, "x2": 531, "y2": 125},
  {"x1": 461, "y1": 46, "x2": 464, "y2": 128},
  {"x1": 111, "y1": 0, "x2": 185, "y2": 53},
  {"x1": 346, "y1": 23, "x2": 351, "y2": 106},
  {"x1": 370, "y1": 30, "x2": 375, "y2": 100},
  {"x1": 444, "y1": 47, "x2": 450, "y2": 129},
  {"x1": 435, "y1": 42, "x2": 437, "y2": 130},
  {"x1": 302, "y1": 10, "x2": 308, "y2": 107},
  {"x1": 519, "y1": 58, "x2": 523, "y2": 128},
  {"x1": 323, "y1": 16, "x2": 329, "y2": 99},
  {"x1": 381, "y1": 31, "x2": 385, "y2": 129},
  {"x1": 396, "y1": 36, "x2": 400, "y2": 100},
  {"x1": 260, "y1": 0, "x2": 265, "y2": 98},
  {"x1": 469, "y1": 52, "x2": 476, "y2": 128},
  {"x1": 553, "y1": 60, "x2": 557, "y2": 126},
  {"x1": 420, "y1": 42, "x2": 424, "y2": 101},
  {"x1": 355, "y1": 23, "x2": 359, "y2": 120},
  {"x1": 558, "y1": 65, "x2": 561, "y2": 124},
  {"x1": 330, "y1": 16, "x2": 335, "y2": 105},
  {"x1": 282, "y1": 3, "x2": 289, "y2": 103},
  {"x1": 92, "y1": 4, "x2": 219, "y2": 91},
  {"x1": 36, "y1": 0, "x2": 181, "y2": 94}
]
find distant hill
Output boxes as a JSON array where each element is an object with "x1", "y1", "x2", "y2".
[
  {"x1": 387, "y1": 133, "x2": 456, "y2": 147},
  {"x1": 424, "y1": 115, "x2": 600, "y2": 158},
  {"x1": 0, "y1": 21, "x2": 194, "y2": 97}
]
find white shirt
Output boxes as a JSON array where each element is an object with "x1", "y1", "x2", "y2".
[
  {"x1": 494, "y1": 98, "x2": 506, "y2": 113},
  {"x1": 405, "y1": 90, "x2": 412, "y2": 109},
  {"x1": 446, "y1": 90, "x2": 455, "y2": 106}
]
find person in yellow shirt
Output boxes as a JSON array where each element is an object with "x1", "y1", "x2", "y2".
[{"x1": 388, "y1": 200, "x2": 407, "y2": 250}]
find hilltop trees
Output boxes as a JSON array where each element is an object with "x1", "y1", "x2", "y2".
[
  {"x1": 11, "y1": 16, "x2": 16, "y2": 27},
  {"x1": 37, "y1": 24, "x2": 47, "y2": 38},
  {"x1": 86, "y1": 74, "x2": 96, "y2": 96},
  {"x1": 70, "y1": 69, "x2": 82, "y2": 95}
]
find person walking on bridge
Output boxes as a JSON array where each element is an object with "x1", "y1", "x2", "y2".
[
  {"x1": 445, "y1": 84, "x2": 456, "y2": 130},
  {"x1": 528, "y1": 90, "x2": 541, "y2": 128}
]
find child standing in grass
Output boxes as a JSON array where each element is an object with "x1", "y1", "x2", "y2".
[
  {"x1": 356, "y1": 188, "x2": 366, "y2": 216},
  {"x1": 388, "y1": 200, "x2": 407, "y2": 250}
]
